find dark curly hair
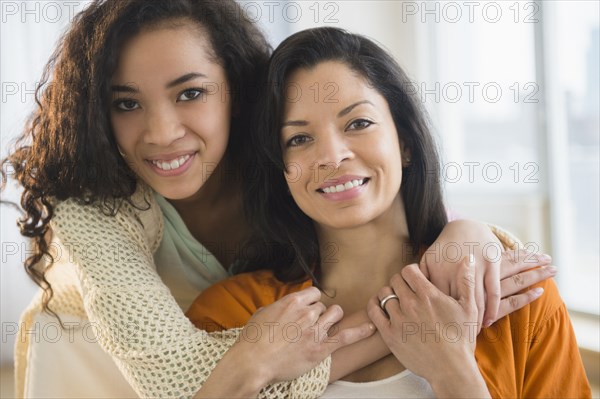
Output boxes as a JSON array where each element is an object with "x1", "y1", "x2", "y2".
[
  {"x1": 241, "y1": 27, "x2": 448, "y2": 285},
  {"x1": 1, "y1": 0, "x2": 271, "y2": 314}
]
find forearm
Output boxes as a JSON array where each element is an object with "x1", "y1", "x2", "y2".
[{"x1": 329, "y1": 310, "x2": 389, "y2": 382}]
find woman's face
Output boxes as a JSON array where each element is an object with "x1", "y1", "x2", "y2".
[
  {"x1": 110, "y1": 23, "x2": 231, "y2": 200},
  {"x1": 281, "y1": 61, "x2": 407, "y2": 230}
]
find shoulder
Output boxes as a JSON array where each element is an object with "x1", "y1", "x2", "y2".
[
  {"x1": 195, "y1": 269, "x2": 309, "y2": 311},
  {"x1": 507, "y1": 277, "x2": 565, "y2": 333},
  {"x1": 52, "y1": 182, "x2": 164, "y2": 253},
  {"x1": 186, "y1": 270, "x2": 311, "y2": 331},
  {"x1": 479, "y1": 277, "x2": 566, "y2": 345}
]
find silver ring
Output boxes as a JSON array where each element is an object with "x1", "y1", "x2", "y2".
[{"x1": 379, "y1": 294, "x2": 399, "y2": 314}]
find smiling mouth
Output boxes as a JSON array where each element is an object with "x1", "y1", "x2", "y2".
[
  {"x1": 149, "y1": 154, "x2": 193, "y2": 171},
  {"x1": 318, "y1": 178, "x2": 370, "y2": 194}
]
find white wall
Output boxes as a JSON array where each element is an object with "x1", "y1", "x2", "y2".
[{"x1": 1, "y1": 0, "x2": 92, "y2": 365}]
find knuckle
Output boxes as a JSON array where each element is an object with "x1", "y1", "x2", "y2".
[
  {"x1": 509, "y1": 296, "x2": 520, "y2": 309},
  {"x1": 511, "y1": 273, "x2": 525, "y2": 287},
  {"x1": 487, "y1": 291, "x2": 501, "y2": 301},
  {"x1": 505, "y1": 250, "x2": 518, "y2": 264},
  {"x1": 390, "y1": 273, "x2": 403, "y2": 287},
  {"x1": 335, "y1": 330, "x2": 351, "y2": 346},
  {"x1": 400, "y1": 267, "x2": 411, "y2": 279},
  {"x1": 518, "y1": 249, "x2": 531, "y2": 262},
  {"x1": 285, "y1": 294, "x2": 303, "y2": 308},
  {"x1": 308, "y1": 308, "x2": 320, "y2": 320}
]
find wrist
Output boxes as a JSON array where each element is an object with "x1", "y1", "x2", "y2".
[
  {"x1": 430, "y1": 358, "x2": 490, "y2": 399},
  {"x1": 195, "y1": 343, "x2": 270, "y2": 398},
  {"x1": 227, "y1": 343, "x2": 273, "y2": 392}
]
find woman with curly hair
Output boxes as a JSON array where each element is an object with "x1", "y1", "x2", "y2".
[{"x1": 3, "y1": 1, "x2": 555, "y2": 397}]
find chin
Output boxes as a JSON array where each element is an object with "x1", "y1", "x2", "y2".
[
  {"x1": 153, "y1": 184, "x2": 199, "y2": 201},
  {"x1": 318, "y1": 214, "x2": 374, "y2": 230}
]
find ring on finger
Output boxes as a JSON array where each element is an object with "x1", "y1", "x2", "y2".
[{"x1": 379, "y1": 294, "x2": 400, "y2": 316}]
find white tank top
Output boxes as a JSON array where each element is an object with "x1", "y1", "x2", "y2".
[{"x1": 321, "y1": 370, "x2": 436, "y2": 398}]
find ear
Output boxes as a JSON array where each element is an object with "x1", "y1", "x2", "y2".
[{"x1": 400, "y1": 143, "x2": 412, "y2": 167}]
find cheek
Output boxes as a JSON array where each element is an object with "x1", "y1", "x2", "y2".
[
  {"x1": 188, "y1": 106, "x2": 230, "y2": 145},
  {"x1": 110, "y1": 116, "x2": 135, "y2": 153}
]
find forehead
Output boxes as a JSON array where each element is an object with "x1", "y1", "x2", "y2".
[
  {"x1": 283, "y1": 61, "x2": 383, "y2": 113},
  {"x1": 112, "y1": 23, "x2": 220, "y2": 81}
]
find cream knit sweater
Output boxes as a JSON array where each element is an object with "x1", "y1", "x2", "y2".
[{"x1": 15, "y1": 184, "x2": 330, "y2": 398}]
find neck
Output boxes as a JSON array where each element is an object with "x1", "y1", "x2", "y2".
[
  {"x1": 165, "y1": 155, "x2": 250, "y2": 268},
  {"x1": 169, "y1": 155, "x2": 239, "y2": 214},
  {"x1": 317, "y1": 196, "x2": 417, "y2": 313}
]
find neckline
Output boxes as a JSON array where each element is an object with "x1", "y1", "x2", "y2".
[
  {"x1": 153, "y1": 192, "x2": 227, "y2": 272},
  {"x1": 331, "y1": 369, "x2": 414, "y2": 387}
]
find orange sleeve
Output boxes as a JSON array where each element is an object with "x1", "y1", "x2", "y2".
[
  {"x1": 476, "y1": 278, "x2": 591, "y2": 398},
  {"x1": 186, "y1": 279, "x2": 257, "y2": 332},
  {"x1": 521, "y1": 283, "x2": 591, "y2": 398},
  {"x1": 186, "y1": 271, "x2": 311, "y2": 332}
]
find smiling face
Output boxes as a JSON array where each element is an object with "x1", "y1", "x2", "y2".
[
  {"x1": 110, "y1": 22, "x2": 231, "y2": 200},
  {"x1": 281, "y1": 61, "x2": 408, "y2": 230}
]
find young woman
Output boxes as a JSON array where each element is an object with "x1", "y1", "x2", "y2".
[
  {"x1": 188, "y1": 27, "x2": 591, "y2": 398},
  {"x1": 3, "y1": 1, "x2": 555, "y2": 397}
]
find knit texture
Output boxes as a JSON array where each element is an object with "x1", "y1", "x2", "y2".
[{"x1": 14, "y1": 184, "x2": 330, "y2": 398}]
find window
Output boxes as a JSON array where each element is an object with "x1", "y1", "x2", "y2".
[
  {"x1": 424, "y1": 0, "x2": 599, "y2": 314},
  {"x1": 541, "y1": 0, "x2": 599, "y2": 314}
]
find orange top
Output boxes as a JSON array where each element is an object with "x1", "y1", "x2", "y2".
[{"x1": 187, "y1": 271, "x2": 591, "y2": 398}]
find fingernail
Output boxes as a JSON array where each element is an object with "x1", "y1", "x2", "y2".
[
  {"x1": 483, "y1": 319, "x2": 493, "y2": 328},
  {"x1": 369, "y1": 323, "x2": 375, "y2": 331},
  {"x1": 545, "y1": 266, "x2": 558, "y2": 274},
  {"x1": 540, "y1": 253, "x2": 552, "y2": 262},
  {"x1": 533, "y1": 287, "x2": 544, "y2": 297}
]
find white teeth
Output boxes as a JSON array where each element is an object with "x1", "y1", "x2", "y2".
[
  {"x1": 322, "y1": 178, "x2": 366, "y2": 193},
  {"x1": 152, "y1": 154, "x2": 191, "y2": 171}
]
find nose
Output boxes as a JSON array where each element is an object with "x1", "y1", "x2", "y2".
[
  {"x1": 315, "y1": 130, "x2": 354, "y2": 170},
  {"x1": 143, "y1": 104, "x2": 185, "y2": 146}
]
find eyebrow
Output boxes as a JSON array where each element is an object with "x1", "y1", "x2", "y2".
[
  {"x1": 337, "y1": 100, "x2": 373, "y2": 117},
  {"x1": 110, "y1": 72, "x2": 207, "y2": 93},
  {"x1": 282, "y1": 100, "x2": 374, "y2": 127}
]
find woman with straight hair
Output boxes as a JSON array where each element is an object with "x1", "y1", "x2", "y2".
[{"x1": 189, "y1": 27, "x2": 590, "y2": 398}]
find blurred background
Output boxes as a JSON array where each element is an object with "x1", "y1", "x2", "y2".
[{"x1": 1, "y1": 0, "x2": 598, "y2": 396}]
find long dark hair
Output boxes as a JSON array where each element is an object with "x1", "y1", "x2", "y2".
[
  {"x1": 241, "y1": 27, "x2": 447, "y2": 285},
  {"x1": 1, "y1": 0, "x2": 270, "y2": 313}
]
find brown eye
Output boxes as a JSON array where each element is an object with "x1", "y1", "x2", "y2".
[
  {"x1": 177, "y1": 88, "x2": 204, "y2": 102},
  {"x1": 348, "y1": 119, "x2": 373, "y2": 130},
  {"x1": 287, "y1": 134, "x2": 312, "y2": 147},
  {"x1": 114, "y1": 99, "x2": 140, "y2": 111}
]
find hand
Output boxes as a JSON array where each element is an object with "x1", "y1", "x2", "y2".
[
  {"x1": 420, "y1": 220, "x2": 554, "y2": 329},
  {"x1": 493, "y1": 249, "x2": 555, "y2": 323},
  {"x1": 368, "y1": 259, "x2": 490, "y2": 398},
  {"x1": 234, "y1": 287, "x2": 375, "y2": 385},
  {"x1": 420, "y1": 220, "x2": 501, "y2": 330}
]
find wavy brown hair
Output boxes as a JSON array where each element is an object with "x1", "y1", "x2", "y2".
[{"x1": 1, "y1": 0, "x2": 270, "y2": 314}]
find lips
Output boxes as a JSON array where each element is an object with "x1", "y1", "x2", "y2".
[
  {"x1": 145, "y1": 151, "x2": 196, "y2": 176},
  {"x1": 319, "y1": 178, "x2": 369, "y2": 193},
  {"x1": 150, "y1": 154, "x2": 192, "y2": 171},
  {"x1": 317, "y1": 176, "x2": 370, "y2": 193}
]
